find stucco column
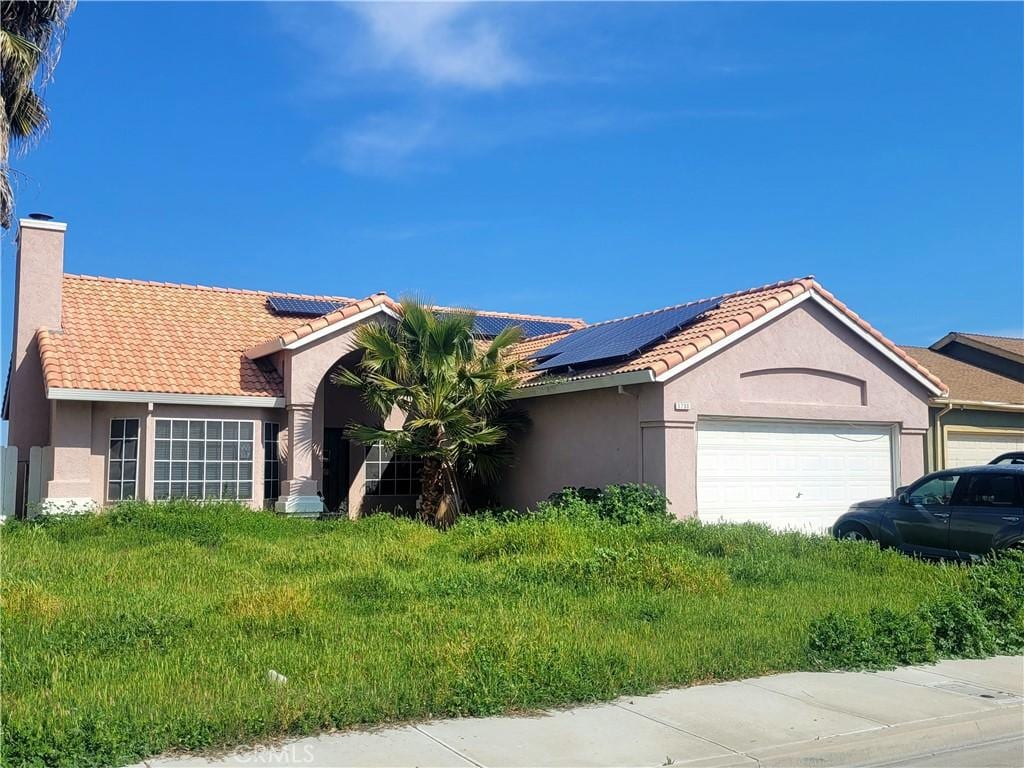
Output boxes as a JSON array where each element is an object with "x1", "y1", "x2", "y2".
[
  {"x1": 642, "y1": 420, "x2": 698, "y2": 519},
  {"x1": 899, "y1": 427, "x2": 928, "y2": 487},
  {"x1": 275, "y1": 403, "x2": 324, "y2": 517},
  {"x1": 43, "y1": 400, "x2": 96, "y2": 514}
]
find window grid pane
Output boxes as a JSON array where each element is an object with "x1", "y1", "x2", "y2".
[
  {"x1": 364, "y1": 442, "x2": 422, "y2": 497},
  {"x1": 107, "y1": 419, "x2": 140, "y2": 501},
  {"x1": 263, "y1": 422, "x2": 281, "y2": 503},
  {"x1": 153, "y1": 419, "x2": 254, "y2": 501}
]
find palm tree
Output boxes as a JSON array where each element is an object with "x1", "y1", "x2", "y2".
[
  {"x1": 332, "y1": 300, "x2": 530, "y2": 527},
  {"x1": 1, "y1": 0, "x2": 76, "y2": 229}
]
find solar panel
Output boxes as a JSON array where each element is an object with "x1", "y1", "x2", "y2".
[
  {"x1": 437, "y1": 312, "x2": 576, "y2": 339},
  {"x1": 532, "y1": 297, "x2": 722, "y2": 371},
  {"x1": 267, "y1": 296, "x2": 347, "y2": 316}
]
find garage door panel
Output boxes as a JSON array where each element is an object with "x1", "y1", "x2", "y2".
[
  {"x1": 946, "y1": 432, "x2": 1024, "y2": 469},
  {"x1": 697, "y1": 420, "x2": 894, "y2": 533}
]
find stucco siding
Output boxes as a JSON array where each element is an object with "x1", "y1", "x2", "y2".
[
  {"x1": 64, "y1": 402, "x2": 285, "y2": 509},
  {"x1": 658, "y1": 300, "x2": 931, "y2": 516},
  {"x1": 500, "y1": 386, "x2": 640, "y2": 511}
]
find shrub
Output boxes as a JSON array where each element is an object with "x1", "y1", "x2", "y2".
[
  {"x1": 921, "y1": 596, "x2": 998, "y2": 658},
  {"x1": 964, "y1": 550, "x2": 1024, "y2": 653},
  {"x1": 538, "y1": 484, "x2": 671, "y2": 525},
  {"x1": 807, "y1": 612, "x2": 881, "y2": 668},
  {"x1": 868, "y1": 607, "x2": 936, "y2": 666}
]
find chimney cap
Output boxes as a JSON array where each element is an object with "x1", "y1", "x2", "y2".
[{"x1": 28, "y1": 212, "x2": 55, "y2": 221}]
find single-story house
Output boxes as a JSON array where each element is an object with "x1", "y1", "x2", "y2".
[
  {"x1": 5, "y1": 217, "x2": 951, "y2": 531},
  {"x1": 899, "y1": 335, "x2": 1024, "y2": 470}
]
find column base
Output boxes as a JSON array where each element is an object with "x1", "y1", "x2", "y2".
[
  {"x1": 275, "y1": 495, "x2": 324, "y2": 518},
  {"x1": 37, "y1": 497, "x2": 98, "y2": 517}
]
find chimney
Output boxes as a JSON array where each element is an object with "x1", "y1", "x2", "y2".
[{"x1": 7, "y1": 216, "x2": 67, "y2": 452}]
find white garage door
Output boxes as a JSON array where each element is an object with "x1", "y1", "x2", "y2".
[
  {"x1": 696, "y1": 420, "x2": 894, "y2": 532},
  {"x1": 946, "y1": 431, "x2": 1024, "y2": 468}
]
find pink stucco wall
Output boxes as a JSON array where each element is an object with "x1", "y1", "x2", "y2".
[
  {"x1": 49, "y1": 400, "x2": 285, "y2": 509},
  {"x1": 8, "y1": 222, "x2": 64, "y2": 457},
  {"x1": 497, "y1": 385, "x2": 644, "y2": 511},
  {"x1": 500, "y1": 299, "x2": 931, "y2": 517}
]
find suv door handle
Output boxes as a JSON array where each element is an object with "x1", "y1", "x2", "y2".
[
  {"x1": 932, "y1": 512, "x2": 950, "y2": 519},
  {"x1": 1002, "y1": 516, "x2": 1021, "y2": 523}
]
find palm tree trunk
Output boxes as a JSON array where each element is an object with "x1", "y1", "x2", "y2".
[{"x1": 418, "y1": 457, "x2": 447, "y2": 527}]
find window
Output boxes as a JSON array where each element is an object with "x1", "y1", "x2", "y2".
[
  {"x1": 263, "y1": 422, "x2": 281, "y2": 505},
  {"x1": 107, "y1": 419, "x2": 139, "y2": 501},
  {"x1": 908, "y1": 475, "x2": 960, "y2": 506},
  {"x1": 154, "y1": 419, "x2": 254, "y2": 500},
  {"x1": 954, "y1": 474, "x2": 1021, "y2": 507},
  {"x1": 364, "y1": 443, "x2": 423, "y2": 496}
]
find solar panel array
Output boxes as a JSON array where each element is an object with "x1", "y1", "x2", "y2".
[
  {"x1": 437, "y1": 313, "x2": 576, "y2": 339},
  {"x1": 532, "y1": 297, "x2": 723, "y2": 371},
  {"x1": 267, "y1": 296, "x2": 348, "y2": 316}
]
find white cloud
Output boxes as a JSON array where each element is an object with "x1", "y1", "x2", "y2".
[
  {"x1": 322, "y1": 112, "x2": 444, "y2": 175},
  {"x1": 347, "y1": 3, "x2": 528, "y2": 90}
]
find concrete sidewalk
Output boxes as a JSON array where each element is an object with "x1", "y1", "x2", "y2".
[{"x1": 139, "y1": 656, "x2": 1024, "y2": 768}]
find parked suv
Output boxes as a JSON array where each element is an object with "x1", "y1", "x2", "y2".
[
  {"x1": 832, "y1": 465, "x2": 1024, "y2": 560},
  {"x1": 990, "y1": 451, "x2": 1024, "y2": 465}
]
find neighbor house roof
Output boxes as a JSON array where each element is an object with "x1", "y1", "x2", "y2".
[
  {"x1": 930, "y1": 332, "x2": 1024, "y2": 364},
  {"x1": 35, "y1": 275, "x2": 583, "y2": 399},
  {"x1": 899, "y1": 345, "x2": 1024, "y2": 406},
  {"x1": 512, "y1": 277, "x2": 947, "y2": 394}
]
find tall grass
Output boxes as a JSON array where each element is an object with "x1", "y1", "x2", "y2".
[{"x1": 0, "y1": 499, "x2": 1003, "y2": 767}]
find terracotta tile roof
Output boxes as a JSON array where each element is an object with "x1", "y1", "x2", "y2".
[
  {"x1": 513, "y1": 277, "x2": 947, "y2": 393},
  {"x1": 899, "y1": 346, "x2": 1024, "y2": 405},
  {"x1": 35, "y1": 275, "x2": 584, "y2": 398},
  {"x1": 934, "y1": 332, "x2": 1024, "y2": 363}
]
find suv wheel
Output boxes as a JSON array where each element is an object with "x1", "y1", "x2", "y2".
[{"x1": 836, "y1": 523, "x2": 872, "y2": 542}]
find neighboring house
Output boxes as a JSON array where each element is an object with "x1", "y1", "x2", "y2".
[
  {"x1": 4, "y1": 217, "x2": 949, "y2": 531},
  {"x1": 899, "y1": 335, "x2": 1024, "y2": 470}
]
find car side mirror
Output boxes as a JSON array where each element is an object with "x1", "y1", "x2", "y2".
[{"x1": 898, "y1": 492, "x2": 910, "y2": 505}]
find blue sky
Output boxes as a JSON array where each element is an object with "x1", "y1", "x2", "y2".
[{"x1": 3, "y1": 0, "x2": 1022, "y2": 371}]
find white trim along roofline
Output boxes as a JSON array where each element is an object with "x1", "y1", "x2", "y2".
[
  {"x1": 245, "y1": 303, "x2": 401, "y2": 359},
  {"x1": 930, "y1": 398, "x2": 1024, "y2": 413},
  {"x1": 510, "y1": 370, "x2": 654, "y2": 400},
  {"x1": 47, "y1": 388, "x2": 285, "y2": 409},
  {"x1": 654, "y1": 290, "x2": 946, "y2": 397}
]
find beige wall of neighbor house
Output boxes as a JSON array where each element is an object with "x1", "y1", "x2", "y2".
[{"x1": 501, "y1": 300, "x2": 931, "y2": 519}]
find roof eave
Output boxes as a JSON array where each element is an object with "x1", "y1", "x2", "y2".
[
  {"x1": 245, "y1": 302, "x2": 401, "y2": 359},
  {"x1": 930, "y1": 333, "x2": 1024, "y2": 365},
  {"x1": 511, "y1": 369, "x2": 655, "y2": 399},
  {"x1": 929, "y1": 397, "x2": 1024, "y2": 413}
]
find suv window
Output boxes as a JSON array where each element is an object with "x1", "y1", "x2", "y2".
[
  {"x1": 953, "y1": 474, "x2": 1021, "y2": 507},
  {"x1": 909, "y1": 475, "x2": 960, "y2": 506}
]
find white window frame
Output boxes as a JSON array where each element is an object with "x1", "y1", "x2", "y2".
[
  {"x1": 364, "y1": 442, "x2": 423, "y2": 497},
  {"x1": 107, "y1": 418, "x2": 140, "y2": 501},
  {"x1": 153, "y1": 418, "x2": 256, "y2": 501}
]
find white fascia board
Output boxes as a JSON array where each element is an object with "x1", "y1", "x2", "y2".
[
  {"x1": 654, "y1": 291, "x2": 813, "y2": 383},
  {"x1": 246, "y1": 304, "x2": 400, "y2": 359},
  {"x1": 510, "y1": 370, "x2": 653, "y2": 400},
  {"x1": 47, "y1": 388, "x2": 285, "y2": 408},
  {"x1": 654, "y1": 290, "x2": 945, "y2": 397},
  {"x1": 930, "y1": 398, "x2": 1024, "y2": 413}
]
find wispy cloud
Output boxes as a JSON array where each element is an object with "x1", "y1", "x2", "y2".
[{"x1": 348, "y1": 3, "x2": 529, "y2": 90}]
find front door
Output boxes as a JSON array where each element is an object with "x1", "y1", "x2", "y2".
[
  {"x1": 948, "y1": 472, "x2": 1024, "y2": 556},
  {"x1": 889, "y1": 472, "x2": 961, "y2": 553},
  {"x1": 323, "y1": 428, "x2": 349, "y2": 513}
]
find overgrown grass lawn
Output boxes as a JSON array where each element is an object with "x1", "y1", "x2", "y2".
[{"x1": 0, "y1": 502, "x2": 1003, "y2": 766}]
